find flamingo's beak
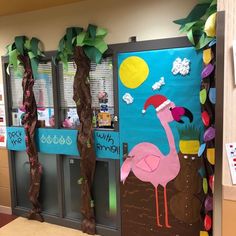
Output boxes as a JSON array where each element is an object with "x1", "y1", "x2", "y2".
[{"x1": 171, "y1": 106, "x2": 193, "y2": 123}]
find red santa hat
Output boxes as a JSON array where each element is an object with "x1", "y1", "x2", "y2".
[{"x1": 142, "y1": 94, "x2": 171, "y2": 114}]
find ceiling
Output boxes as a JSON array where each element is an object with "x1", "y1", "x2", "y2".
[{"x1": 0, "y1": 0, "x2": 84, "y2": 16}]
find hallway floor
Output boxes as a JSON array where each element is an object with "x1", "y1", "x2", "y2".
[
  {"x1": 0, "y1": 213, "x2": 17, "y2": 228},
  {"x1": 0, "y1": 217, "x2": 99, "y2": 236}
]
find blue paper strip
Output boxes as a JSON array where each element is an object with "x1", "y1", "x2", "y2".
[{"x1": 7, "y1": 127, "x2": 120, "y2": 160}]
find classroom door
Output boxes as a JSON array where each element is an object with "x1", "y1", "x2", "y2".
[{"x1": 118, "y1": 45, "x2": 207, "y2": 236}]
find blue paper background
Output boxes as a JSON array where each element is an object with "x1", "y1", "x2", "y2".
[{"x1": 118, "y1": 47, "x2": 203, "y2": 157}]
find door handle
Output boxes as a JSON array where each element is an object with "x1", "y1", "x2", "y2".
[{"x1": 123, "y1": 142, "x2": 128, "y2": 160}]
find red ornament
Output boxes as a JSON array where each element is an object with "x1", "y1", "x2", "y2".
[
  {"x1": 202, "y1": 111, "x2": 210, "y2": 126},
  {"x1": 204, "y1": 214, "x2": 212, "y2": 231}
]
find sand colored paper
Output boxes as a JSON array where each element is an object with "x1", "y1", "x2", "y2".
[
  {"x1": 207, "y1": 148, "x2": 215, "y2": 165},
  {"x1": 203, "y1": 48, "x2": 212, "y2": 65}
]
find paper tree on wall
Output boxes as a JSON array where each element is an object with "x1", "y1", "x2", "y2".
[
  {"x1": 7, "y1": 36, "x2": 44, "y2": 222},
  {"x1": 55, "y1": 25, "x2": 108, "y2": 235}
]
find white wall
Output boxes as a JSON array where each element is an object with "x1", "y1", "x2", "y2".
[{"x1": 0, "y1": 0, "x2": 198, "y2": 82}]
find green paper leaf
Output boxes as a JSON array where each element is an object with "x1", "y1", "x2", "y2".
[
  {"x1": 76, "y1": 32, "x2": 86, "y2": 46},
  {"x1": 96, "y1": 27, "x2": 108, "y2": 37},
  {"x1": 24, "y1": 39, "x2": 31, "y2": 50},
  {"x1": 84, "y1": 46, "x2": 103, "y2": 64},
  {"x1": 58, "y1": 37, "x2": 65, "y2": 52},
  {"x1": 66, "y1": 27, "x2": 74, "y2": 54},
  {"x1": 30, "y1": 57, "x2": 39, "y2": 79},
  {"x1": 174, "y1": 3, "x2": 210, "y2": 26},
  {"x1": 74, "y1": 27, "x2": 83, "y2": 35},
  {"x1": 179, "y1": 21, "x2": 197, "y2": 33},
  {"x1": 87, "y1": 24, "x2": 97, "y2": 39},
  {"x1": 28, "y1": 51, "x2": 36, "y2": 59},
  {"x1": 9, "y1": 49, "x2": 19, "y2": 70},
  {"x1": 30, "y1": 37, "x2": 40, "y2": 57},
  {"x1": 203, "y1": 177, "x2": 208, "y2": 194},
  {"x1": 187, "y1": 29, "x2": 195, "y2": 45},
  {"x1": 196, "y1": 34, "x2": 213, "y2": 50},
  {"x1": 15, "y1": 36, "x2": 25, "y2": 55}
]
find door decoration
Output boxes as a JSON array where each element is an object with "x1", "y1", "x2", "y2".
[
  {"x1": 174, "y1": 1, "x2": 216, "y2": 235},
  {"x1": 55, "y1": 25, "x2": 108, "y2": 235},
  {"x1": 6, "y1": 36, "x2": 44, "y2": 222},
  {"x1": 121, "y1": 94, "x2": 193, "y2": 228}
]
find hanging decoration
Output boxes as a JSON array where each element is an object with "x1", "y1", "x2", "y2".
[
  {"x1": 174, "y1": 0, "x2": 216, "y2": 234},
  {"x1": 55, "y1": 25, "x2": 108, "y2": 235},
  {"x1": 6, "y1": 36, "x2": 44, "y2": 222}
]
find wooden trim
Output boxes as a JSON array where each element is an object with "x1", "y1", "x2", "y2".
[{"x1": 0, "y1": 205, "x2": 12, "y2": 215}]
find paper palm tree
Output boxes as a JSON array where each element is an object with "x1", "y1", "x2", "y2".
[
  {"x1": 55, "y1": 24, "x2": 108, "y2": 235},
  {"x1": 7, "y1": 36, "x2": 44, "y2": 222}
]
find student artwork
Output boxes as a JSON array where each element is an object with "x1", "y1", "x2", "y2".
[
  {"x1": 0, "y1": 105, "x2": 6, "y2": 126},
  {"x1": 152, "y1": 77, "x2": 165, "y2": 91},
  {"x1": 121, "y1": 94, "x2": 193, "y2": 228},
  {"x1": 225, "y1": 143, "x2": 236, "y2": 184},
  {"x1": 122, "y1": 93, "x2": 134, "y2": 104},
  {"x1": 0, "y1": 86, "x2": 4, "y2": 105},
  {"x1": 0, "y1": 126, "x2": 6, "y2": 147},
  {"x1": 171, "y1": 58, "x2": 190, "y2": 76}
]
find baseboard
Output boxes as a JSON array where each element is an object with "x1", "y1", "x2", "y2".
[{"x1": 0, "y1": 205, "x2": 12, "y2": 215}]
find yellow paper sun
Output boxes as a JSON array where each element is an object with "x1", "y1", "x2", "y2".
[{"x1": 119, "y1": 56, "x2": 149, "y2": 89}]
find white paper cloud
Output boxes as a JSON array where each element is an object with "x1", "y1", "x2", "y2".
[
  {"x1": 172, "y1": 57, "x2": 190, "y2": 76},
  {"x1": 152, "y1": 77, "x2": 165, "y2": 90},
  {"x1": 122, "y1": 93, "x2": 134, "y2": 104}
]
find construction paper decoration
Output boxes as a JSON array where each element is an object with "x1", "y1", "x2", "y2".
[
  {"x1": 204, "y1": 12, "x2": 217, "y2": 37},
  {"x1": 204, "y1": 214, "x2": 212, "y2": 231},
  {"x1": 203, "y1": 48, "x2": 212, "y2": 65},
  {"x1": 209, "y1": 39, "x2": 216, "y2": 47},
  {"x1": 198, "y1": 143, "x2": 206, "y2": 157},
  {"x1": 119, "y1": 56, "x2": 149, "y2": 89},
  {"x1": 207, "y1": 148, "x2": 215, "y2": 165},
  {"x1": 198, "y1": 166, "x2": 206, "y2": 178},
  {"x1": 152, "y1": 77, "x2": 165, "y2": 90},
  {"x1": 200, "y1": 231, "x2": 209, "y2": 236},
  {"x1": 122, "y1": 93, "x2": 134, "y2": 104},
  {"x1": 200, "y1": 89, "x2": 207, "y2": 104},
  {"x1": 209, "y1": 87, "x2": 216, "y2": 104},
  {"x1": 203, "y1": 177, "x2": 208, "y2": 194},
  {"x1": 172, "y1": 57, "x2": 190, "y2": 76},
  {"x1": 201, "y1": 63, "x2": 214, "y2": 79},
  {"x1": 204, "y1": 127, "x2": 215, "y2": 142},
  {"x1": 202, "y1": 111, "x2": 210, "y2": 126},
  {"x1": 209, "y1": 175, "x2": 214, "y2": 192},
  {"x1": 205, "y1": 196, "x2": 213, "y2": 212},
  {"x1": 179, "y1": 140, "x2": 200, "y2": 154}
]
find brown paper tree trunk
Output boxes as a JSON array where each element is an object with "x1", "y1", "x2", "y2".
[
  {"x1": 19, "y1": 55, "x2": 43, "y2": 222},
  {"x1": 73, "y1": 46, "x2": 96, "y2": 235}
]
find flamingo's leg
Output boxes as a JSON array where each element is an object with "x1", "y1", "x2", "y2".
[
  {"x1": 155, "y1": 187, "x2": 162, "y2": 227},
  {"x1": 164, "y1": 186, "x2": 171, "y2": 228}
]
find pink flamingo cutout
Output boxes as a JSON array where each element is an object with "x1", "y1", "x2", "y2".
[{"x1": 121, "y1": 94, "x2": 193, "y2": 228}]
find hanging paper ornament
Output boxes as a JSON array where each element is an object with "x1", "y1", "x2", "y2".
[
  {"x1": 209, "y1": 175, "x2": 214, "y2": 192},
  {"x1": 204, "y1": 214, "x2": 212, "y2": 231},
  {"x1": 203, "y1": 48, "x2": 212, "y2": 65},
  {"x1": 205, "y1": 196, "x2": 213, "y2": 212},
  {"x1": 207, "y1": 148, "x2": 215, "y2": 165},
  {"x1": 198, "y1": 166, "x2": 206, "y2": 178},
  {"x1": 209, "y1": 87, "x2": 216, "y2": 104},
  {"x1": 204, "y1": 12, "x2": 217, "y2": 37},
  {"x1": 200, "y1": 89, "x2": 207, "y2": 104},
  {"x1": 204, "y1": 127, "x2": 215, "y2": 142},
  {"x1": 198, "y1": 143, "x2": 206, "y2": 157},
  {"x1": 200, "y1": 231, "x2": 209, "y2": 236},
  {"x1": 202, "y1": 111, "x2": 210, "y2": 127},
  {"x1": 203, "y1": 178, "x2": 208, "y2": 194},
  {"x1": 201, "y1": 64, "x2": 214, "y2": 79},
  {"x1": 209, "y1": 39, "x2": 217, "y2": 47}
]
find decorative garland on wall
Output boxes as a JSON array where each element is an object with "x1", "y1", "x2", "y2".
[
  {"x1": 7, "y1": 36, "x2": 44, "y2": 222},
  {"x1": 174, "y1": 0, "x2": 216, "y2": 235},
  {"x1": 55, "y1": 25, "x2": 108, "y2": 235}
]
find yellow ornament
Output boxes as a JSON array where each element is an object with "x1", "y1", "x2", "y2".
[
  {"x1": 203, "y1": 48, "x2": 212, "y2": 65},
  {"x1": 200, "y1": 231, "x2": 209, "y2": 236},
  {"x1": 204, "y1": 13, "x2": 217, "y2": 37},
  {"x1": 207, "y1": 148, "x2": 215, "y2": 165},
  {"x1": 119, "y1": 56, "x2": 149, "y2": 89}
]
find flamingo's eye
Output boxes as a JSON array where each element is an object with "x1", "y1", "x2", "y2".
[{"x1": 169, "y1": 107, "x2": 173, "y2": 111}]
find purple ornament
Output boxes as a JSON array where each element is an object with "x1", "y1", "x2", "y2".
[
  {"x1": 201, "y1": 64, "x2": 214, "y2": 79},
  {"x1": 205, "y1": 196, "x2": 213, "y2": 212},
  {"x1": 204, "y1": 127, "x2": 215, "y2": 142}
]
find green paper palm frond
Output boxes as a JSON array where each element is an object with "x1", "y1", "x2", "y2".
[
  {"x1": 178, "y1": 125, "x2": 201, "y2": 141},
  {"x1": 6, "y1": 36, "x2": 44, "y2": 78},
  {"x1": 55, "y1": 24, "x2": 108, "y2": 69},
  {"x1": 174, "y1": 0, "x2": 217, "y2": 49}
]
